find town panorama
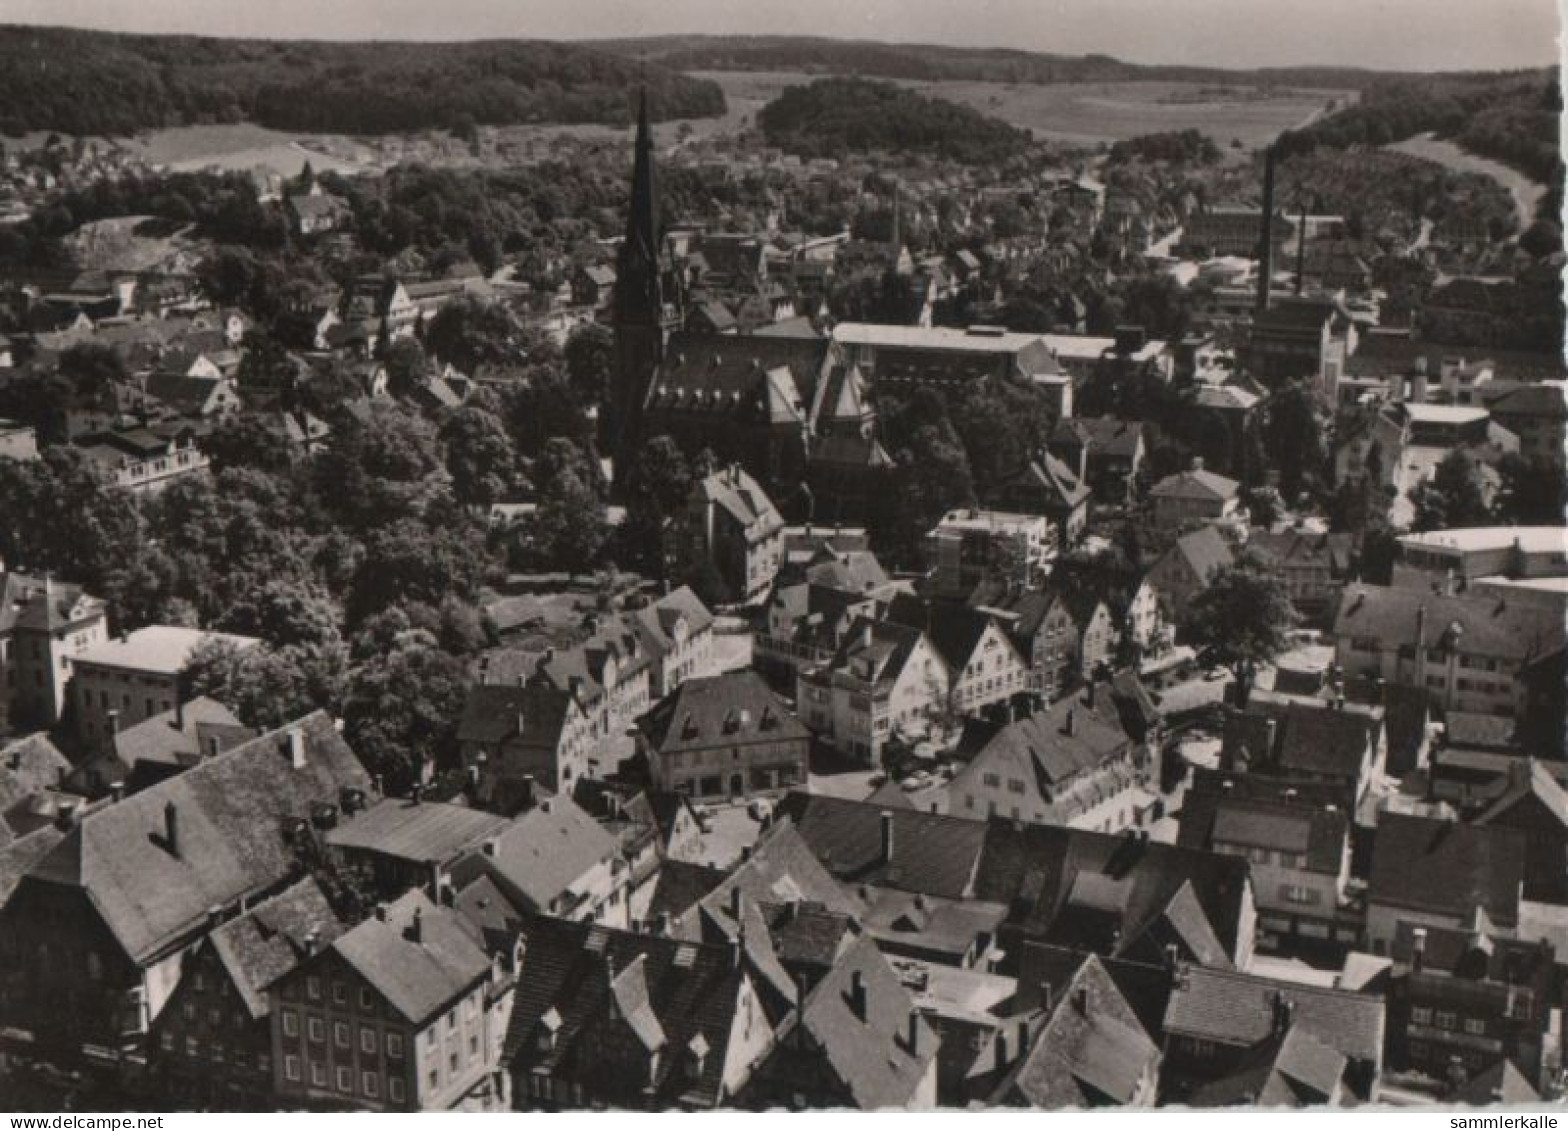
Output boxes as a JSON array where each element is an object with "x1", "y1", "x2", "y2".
[{"x1": 0, "y1": 11, "x2": 1561, "y2": 1114}]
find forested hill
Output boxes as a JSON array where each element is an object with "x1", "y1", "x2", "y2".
[
  {"x1": 757, "y1": 78, "x2": 1033, "y2": 164},
  {"x1": 0, "y1": 25, "x2": 726, "y2": 136},
  {"x1": 592, "y1": 34, "x2": 1422, "y2": 90},
  {"x1": 1278, "y1": 70, "x2": 1562, "y2": 186}
]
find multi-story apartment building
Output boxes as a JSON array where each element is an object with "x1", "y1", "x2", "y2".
[
  {"x1": 269, "y1": 890, "x2": 508, "y2": 1111},
  {"x1": 796, "y1": 617, "x2": 950, "y2": 763},
  {"x1": 0, "y1": 572, "x2": 107, "y2": 728},
  {"x1": 1333, "y1": 583, "x2": 1565, "y2": 720},
  {"x1": 923, "y1": 508, "x2": 1055, "y2": 601},
  {"x1": 637, "y1": 670, "x2": 810, "y2": 800},
  {"x1": 75, "y1": 429, "x2": 211, "y2": 495},
  {"x1": 71, "y1": 625, "x2": 262, "y2": 749},
  {"x1": 675, "y1": 465, "x2": 787, "y2": 606}
]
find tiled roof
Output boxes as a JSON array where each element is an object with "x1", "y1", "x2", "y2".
[
  {"x1": 1452, "y1": 1058, "x2": 1541, "y2": 1105},
  {"x1": 791, "y1": 932, "x2": 939, "y2": 1109},
  {"x1": 456, "y1": 682, "x2": 574, "y2": 750},
  {"x1": 1187, "y1": 1025, "x2": 1346, "y2": 1107},
  {"x1": 466, "y1": 795, "x2": 617, "y2": 912},
  {"x1": 1150, "y1": 467, "x2": 1238, "y2": 502},
  {"x1": 1368, "y1": 813, "x2": 1526, "y2": 927},
  {"x1": 74, "y1": 626, "x2": 260, "y2": 676},
  {"x1": 326, "y1": 797, "x2": 509, "y2": 865},
  {"x1": 501, "y1": 914, "x2": 748, "y2": 1108},
  {"x1": 638, "y1": 671, "x2": 808, "y2": 756},
  {"x1": 644, "y1": 859, "x2": 727, "y2": 924},
  {"x1": 0, "y1": 573, "x2": 103, "y2": 634},
  {"x1": 209, "y1": 877, "x2": 346, "y2": 1020},
  {"x1": 1335, "y1": 583, "x2": 1566, "y2": 664},
  {"x1": 331, "y1": 890, "x2": 489, "y2": 1027},
  {"x1": 25, "y1": 712, "x2": 371, "y2": 963},
  {"x1": 0, "y1": 735, "x2": 71, "y2": 842},
  {"x1": 775, "y1": 792, "x2": 987, "y2": 900},
  {"x1": 952, "y1": 693, "x2": 1131, "y2": 797},
  {"x1": 975, "y1": 822, "x2": 1252, "y2": 966},
  {"x1": 1179, "y1": 785, "x2": 1347, "y2": 875},
  {"x1": 1169, "y1": 526, "x2": 1237, "y2": 583},
  {"x1": 992, "y1": 955, "x2": 1159, "y2": 1108},
  {"x1": 885, "y1": 594, "x2": 1012, "y2": 674},
  {"x1": 1164, "y1": 965, "x2": 1384, "y2": 1086},
  {"x1": 108, "y1": 697, "x2": 252, "y2": 775},
  {"x1": 694, "y1": 465, "x2": 786, "y2": 540}
]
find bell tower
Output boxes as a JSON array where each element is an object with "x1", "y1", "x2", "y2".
[{"x1": 611, "y1": 90, "x2": 665, "y2": 486}]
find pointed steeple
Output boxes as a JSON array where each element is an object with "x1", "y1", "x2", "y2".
[{"x1": 615, "y1": 89, "x2": 663, "y2": 328}]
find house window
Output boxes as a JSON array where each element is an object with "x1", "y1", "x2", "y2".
[
  {"x1": 389, "y1": 1078, "x2": 405, "y2": 1104},
  {"x1": 362, "y1": 1027, "x2": 377, "y2": 1055},
  {"x1": 359, "y1": 986, "x2": 375, "y2": 1011},
  {"x1": 335, "y1": 1021, "x2": 350, "y2": 1049},
  {"x1": 311, "y1": 1062, "x2": 327, "y2": 1087},
  {"x1": 1463, "y1": 1019, "x2": 1486, "y2": 1036},
  {"x1": 333, "y1": 981, "x2": 348, "y2": 1006},
  {"x1": 337, "y1": 1066, "x2": 352, "y2": 1093},
  {"x1": 307, "y1": 976, "x2": 321, "y2": 1001},
  {"x1": 387, "y1": 1033, "x2": 405, "y2": 1059},
  {"x1": 1435, "y1": 1011, "x2": 1457, "y2": 1030},
  {"x1": 186, "y1": 1036, "x2": 199, "y2": 1057},
  {"x1": 982, "y1": 773, "x2": 1001, "y2": 788},
  {"x1": 1411, "y1": 1006, "x2": 1432, "y2": 1025},
  {"x1": 308, "y1": 1017, "x2": 325, "y2": 1043},
  {"x1": 363, "y1": 1071, "x2": 380, "y2": 1097},
  {"x1": 160, "y1": 1032, "x2": 174, "y2": 1052},
  {"x1": 285, "y1": 1055, "x2": 301, "y2": 1082}
]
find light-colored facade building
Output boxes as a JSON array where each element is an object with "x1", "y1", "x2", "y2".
[
  {"x1": 924, "y1": 509, "x2": 1055, "y2": 600},
  {"x1": 797, "y1": 618, "x2": 951, "y2": 763}
]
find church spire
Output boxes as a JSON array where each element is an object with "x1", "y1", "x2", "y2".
[{"x1": 615, "y1": 89, "x2": 663, "y2": 328}]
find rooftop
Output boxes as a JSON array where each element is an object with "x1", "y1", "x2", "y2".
[{"x1": 75, "y1": 626, "x2": 260, "y2": 676}]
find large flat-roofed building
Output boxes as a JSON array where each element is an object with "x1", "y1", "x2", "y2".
[
  {"x1": 71, "y1": 626, "x2": 262, "y2": 747},
  {"x1": 1392, "y1": 527, "x2": 1568, "y2": 592},
  {"x1": 831, "y1": 323, "x2": 1072, "y2": 415}
]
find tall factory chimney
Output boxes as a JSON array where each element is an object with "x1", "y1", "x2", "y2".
[{"x1": 1255, "y1": 145, "x2": 1277, "y2": 315}]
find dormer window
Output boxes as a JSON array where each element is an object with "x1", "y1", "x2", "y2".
[{"x1": 537, "y1": 1007, "x2": 563, "y2": 1052}]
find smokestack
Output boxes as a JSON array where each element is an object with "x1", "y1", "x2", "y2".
[
  {"x1": 164, "y1": 801, "x2": 179, "y2": 857},
  {"x1": 879, "y1": 810, "x2": 895, "y2": 864},
  {"x1": 1412, "y1": 927, "x2": 1427, "y2": 973},
  {"x1": 848, "y1": 969, "x2": 867, "y2": 1020},
  {"x1": 906, "y1": 1011, "x2": 920, "y2": 1055},
  {"x1": 1255, "y1": 145, "x2": 1277, "y2": 315}
]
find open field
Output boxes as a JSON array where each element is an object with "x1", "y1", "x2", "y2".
[
  {"x1": 694, "y1": 71, "x2": 1352, "y2": 150},
  {"x1": 1387, "y1": 131, "x2": 1546, "y2": 231}
]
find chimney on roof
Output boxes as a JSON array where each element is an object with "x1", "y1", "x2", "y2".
[
  {"x1": 848, "y1": 968, "x2": 867, "y2": 1021},
  {"x1": 906, "y1": 1010, "x2": 921, "y2": 1056},
  {"x1": 163, "y1": 801, "x2": 180, "y2": 857},
  {"x1": 109, "y1": 780, "x2": 125, "y2": 803},
  {"x1": 1063, "y1": 708, "x2": 1076, "y2": 738},
  {"x1": 880, "y1": 809, "x2": 895, "y2": 864},
  {"x1": 729, "y1": 885, "x2": 744, "y2": 921},
  {"x1": 1412, "y1": 926, "x2": 1427, "y2": 973},
  {"x1": 407, "y1": 907, "x2": 423, "y2": 945},
  {"x1": 993, "y1": 1028, "x2": 1011, "y2": 1074},
  {"x1": 107, "y1": 708, "x2": 121, "y2": 735},
  {"x1": 205, "y1": 735, "x2": 221, "y2": 760},
  {"x1": 729, "y1": 934, "x2": 743, "y2": 971},
  {"x1": 374, "y1": 903, "x2": 389, "y2": 922},
  {"x1": 173, "y1": 696, "x2": 184, "y2": 732},
  {"x1": 1272, "y1": 991, "x2": 1294, "y2": 1036},
  {"x1": 1072, "y1": 983, "x2": 1089, "y2": 1014},
  {"x1": 303, "y1": 926, "x2": 320, "y2": 956},
  {"x1": 287, "y1": 727, "x2": 306, "y2": 770}
]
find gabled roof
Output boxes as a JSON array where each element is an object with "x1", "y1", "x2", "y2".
[
  {"x1": 1180, "y1": 791, "x2": 1347, "y2": 875},
  {"x1": 1150, "y1": 466, "x2": 1239, "y2": 503},
  {"x1": 774, "y1": 792, "x2": 987, "y2": 901},
  {"x1": 209, "y1": 876, "x2": 346, "y2": 1020},
  {"x1": 952, "y1": 695, "x2": 1131, "y2": 801},
  {"x1": 501, "y1": 914, "x2": 749, "y2": 1108},
  {"x1": 1475, "y1": 758, "x2": 1568, "y2": 830},
  {"x1": 884, "y1": 594, "x2": 1016, "y2": 674},
  {"x1": 974, "y1": 822, "x2": 1253, "y2": 966},
  {"x1": 637, "y1": 671, "x2": 808, "y2": 756},
  {"x1": 992, "y1": 954, "x2": 1159, "y2": 1108},
  {"x1": 1452, "y1": 1058, "x2": 1542, "y2": 1105},
  {"x1": 331, "y1": 889, "x2": 489, "y2": 1027},
  {"x1": 1368, "y1": 813, "x2": 1526, "y2": 927},
  {"x1": 108, "y1": 697, "x2": 252, "y2": 777},
  {"x1": 0, "y1": 735, "x2": 72, "y2": 842},
  {"x1": 25, "y1": 712, "x2": 371, "y2": 964},
  {"x1": 1167, "y1": 525, "x2": 1236, "y2": 581},
  {"x1": 1187, "y1": 1025, "x2": 1347, "y2": 1107},
  {"x1": 822, "y1": 616, "x2": 939, "y2": 694},
  {"x1": 456, "y1": 682, "x2": 576, "y2": 750},
  {"x1": 694, "y1": 465, "x2": 786, "y2": 540},
  {"x1": 1337, "y1": 584, "x2": 1568, "y2": 665},
  {"x1": 791, "y1": 932, "x2": 939, "y2": 1109},
  {"x1": 1163, "y1": 965, "x2": 1384, "y2": 1081},
  {"x1": 326, "y1": 797, "x2": 509, "y2": 865},
  {"x1": 0, "y1": 573, "x2": 104, "y2": 634},
  {"x1": 470, "y1": 795, "x2": 618, "y2": 912}
]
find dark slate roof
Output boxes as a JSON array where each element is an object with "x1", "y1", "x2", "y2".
[
  {"x1": 331, "y1": 889, "x2": 490, "y2": 1027},
  {"x1": 1247, "y1": 530, "x2": 1356, "y2": 577},
  {"x1": 1220, "y1": 700, "x2": 1379, "y2": 784},
  {"x1": 790, "y1": 932, "x2": 939, "y2": 1109},
  {"x1": 774, "y1": 792, "x2": 987, "y2": 901},
  {"x1": 1389, "y1": 920, "x2": 1553, "y2": 984},
  {"x1": 0, "y1": 735, "x2": 71, "y2": 842},
  {"x1": 1368, "y1": 813, "x2": 1526, "y2": 927},
  {"x1": 952, "y1": 695, "x2": 1131, "y2": 795},
  {"x1": 644, "y1": 859, "x2": 728, "y2": 924},
  {"x1": 885, "y1": 594, "x2": 1010, "y2": 673},
  {"x1": 501, "y1": 914, "x2": 749, "y2": 1109},
  {"x1": 1179, "y1": 792, "x2": 1347, "y2": 875},
  {"x1": 108, "y1": 697, "x2": 253, "y2": 776},
  {"x1": 1187, "y1": 1025, "x2": 1347, "y2": 1107},
  {"x1": 456, "y1": 682, "x2": 573, "y2": 749},
  {"x1": 1334, "y1": 584, "x2": 1566, "y2": 665},
  {"x1": 974, "y1": 823, "x2": 1253, "y2": 966},
  {"x1": 1169, "y1": 525, "x2": 1236, "y2": 580},
  {"x1": 653, "y1": 330, "x2": 827, "y2": 420},
  {"x1": 25, "y1": 712, "x2": 371, "y2": 964},
  {"x1": 1452, "y1": 1058, "x2": 1542, "y2": 1105},
  {"x1": 326, "y1": 797, "x2": 509, "y2": 864},
  {"x1": 638, "y1": 671, "x2": 808, "y2": 756},
  {"x1": 1149, "y1": 467, "x2": 1238, "y2": 502},
  {"x1": 471, "y1": 795, "x2": 619, "y2": 912},
  {"x1": 1051, "y1": 416, "x2": 1145, "y2": 459},
  {"x1": 992, "y1": 953, "x2": 1160, "y2": 1109},
  {"x1": 0, "y1": 823, "x2": 65, "y2": 909},
  {"x1": 209, "y1": 876, "x2": 346, "y2": 1020},
  {"x1": 1163, "y1": 965, "x2": 1384, "y2": 1076}
]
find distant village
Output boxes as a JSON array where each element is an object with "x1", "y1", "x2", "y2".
[{"x1": 0, "y1": 75, "x2": 1563, "y2": 1114}]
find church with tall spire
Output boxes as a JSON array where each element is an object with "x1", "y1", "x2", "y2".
[{"x1": 610, "y1": 91, "x2": 670, "y2": 487}]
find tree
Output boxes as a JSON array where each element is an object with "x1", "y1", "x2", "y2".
[
  {"x1": 1409, "y1": 449, "x2": 1491, "y2": 532},
  {"x1": 1262, "y1": 380, "x2": 1327, "y2": 502},
  {"x1": 341, "y1": 644, "x2": 469, "y2": 794},
  {"x1": 514, "y1": 468, "x2": 608, "y2": 574},
  {"x1": 1493, "y1": 452, "x2": 1568, "y2": 526},
  {"x1": 440, "y1": 406, "x2": 522, "y2": 509},
  {"x1": 185, "y1": 638, "x2": 348, "y2": 733},
  {"x1": 424, "y1": 296, "x2": 520, "y2": 373},
  {"x1": 382, "y1": 338, "x2": 428, "y2": 397},
  {"x1": 1181, "y1": 553, "x2": 1299, "y2": 698},
  {"x1": 564, "y1": 323, "x2": 614, "y2": 413},
  {"x1": 619, "y1": 435, "x2": 692, "y2": 574}
]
